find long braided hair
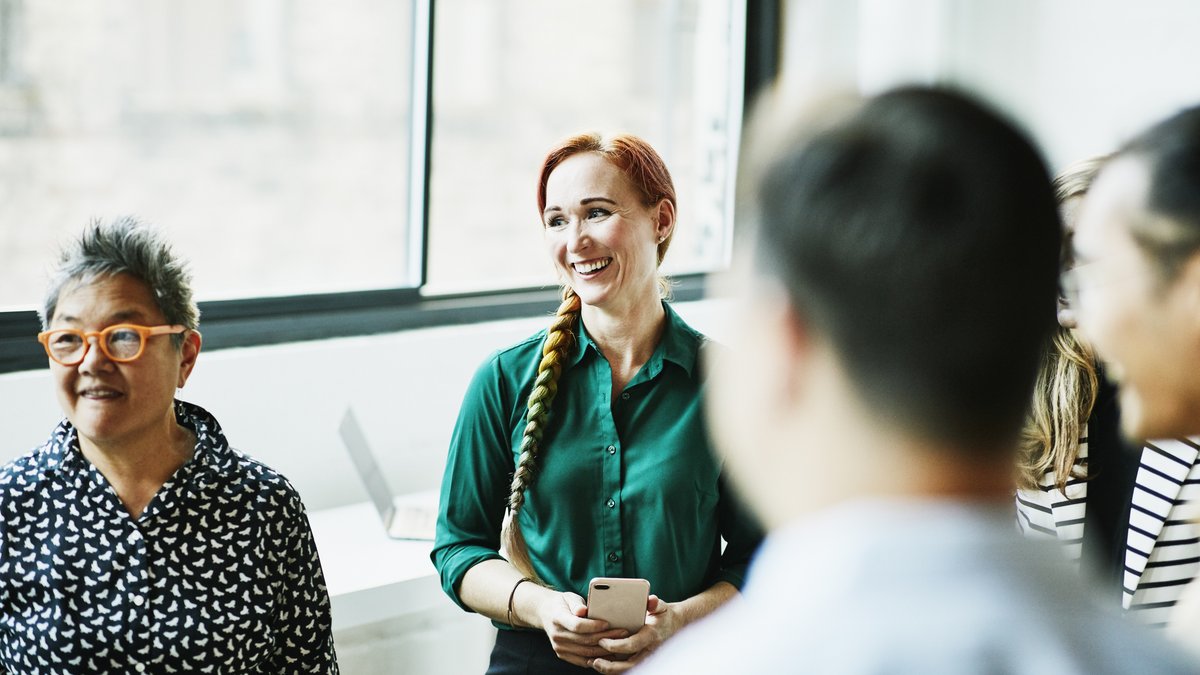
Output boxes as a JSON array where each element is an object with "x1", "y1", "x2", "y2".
[
  {"x1": 1016, "y1": 157, "x2": 1106, "y2": 492},
  {"x1": 501, "y1": 133, "x2": 676, "y2": 581}
]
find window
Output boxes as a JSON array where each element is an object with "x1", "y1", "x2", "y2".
[
  {"x1": 0, "y1": 0, "x2": 762, "y2": 373},
  {"x1": 0, "y1": 0, "x2": 19, "y2": 83},
  {"x1": 425, "y1": 0, "x2": 744, "y2": 293},
  {"x1": 0, "y1": 0, "x2": 415, "y2": 308}
]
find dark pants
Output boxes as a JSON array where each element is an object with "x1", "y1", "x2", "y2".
[{"x1": 486, "y1": 629, "x2": 593, "y2": 675}]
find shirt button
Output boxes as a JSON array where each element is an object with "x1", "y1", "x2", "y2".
[
  {"x1": 132, "y1": 595, "x2": 145, "y2": 606},
  {"x1": 621, "y1": 392, "x2": 630, "y2": 400},
  {"x1": 607, "y1": 445, "x2": 616, "y2": 455},
  {"x1": 608, "y1": 552, "x2": 619, "y2": 563},
  {"x1": 606, "y1": 498, "x2": 616, "y2": 509},
  {"x1": 134, "y1": 664, "x2": 146, "y2": 673}
]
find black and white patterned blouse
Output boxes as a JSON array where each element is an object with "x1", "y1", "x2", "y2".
[{"x1": 0, "y1": 400, "x2": 338, "y2": 674}]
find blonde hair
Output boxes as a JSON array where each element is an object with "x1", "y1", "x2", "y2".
[
  {"x1": 502, "y1": 133, "x2": 676, "y2": 581},
  {"x1": 1017, "y1": 329, "x2": 1098, "y2": 491},
  {"x1": 1015, "y1": 157, "x2": 1106, "y2": 492},
  {"x1": 501, "y1": 286, "x2": 580, "y2": 580},
  {"x1": 1053, "y1": 156, "x2": 1107, "y2": 204}
]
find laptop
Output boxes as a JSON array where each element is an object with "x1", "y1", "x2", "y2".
[{"x1": 339, "y1": 408, "x2": 438, "y2": 541}]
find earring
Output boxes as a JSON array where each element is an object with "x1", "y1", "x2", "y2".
[{"x1": 657, "y1": 235, "x2": 665, "y2": 243}]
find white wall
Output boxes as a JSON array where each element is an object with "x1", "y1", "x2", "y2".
[
  {"x1": 781, "y1": 0, "x2": 1200, "y2": 171},
  {"x1": 0, "y1": 299, "x2": 730, "y2": 511},
  {"x1": 1, "y1": 300, "x2": 747, "y2": 675}
]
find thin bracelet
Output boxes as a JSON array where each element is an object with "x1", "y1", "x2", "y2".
[{"x1": 507, "y1": 577, "x2": 533, "y2": 627}]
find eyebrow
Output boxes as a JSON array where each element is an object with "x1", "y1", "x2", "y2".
[
  {"x1": 581, "y1": 197, "x2": 617, "y2": 206},
  {"x1": 542, "y1": 196, "x2": 618, "y2": 216}
]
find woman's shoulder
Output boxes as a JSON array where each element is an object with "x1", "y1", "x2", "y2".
[
  {"x1": 661, "y1": 302, "x2": 725, "y2": 380},
  {"x1": 0, "y1": 445, "x2": 51, "y2": 499},
  {"x1": 0, "y1": 425, "x2": 75, "y2": 501},
  {"x1": 469, "y1": 329, "x2": 549, "y2": 386},
  {"x1": 663, "y1": 302, "x2": 720, "y2": 350},
  {"x1": 212, "y1": 448, "x2": 311, "y2": 518},
  {"x1": 178, "y1": 402, "x2": 309, "y2": 518},
  {"x1": 490, "y1": 329, "x2": 549, "y2": 366}
]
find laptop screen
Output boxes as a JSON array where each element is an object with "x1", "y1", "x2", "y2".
[{"x1": 339, "y1": 408, "x2": 397, "y2": 524}]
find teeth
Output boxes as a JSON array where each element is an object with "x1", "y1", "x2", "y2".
[
  {"x1": 574, "y1": 258, "x2": 612, "y2": 274},
  {"x1": 81, "y1": 389, "x2": 120, "y2": 398}
]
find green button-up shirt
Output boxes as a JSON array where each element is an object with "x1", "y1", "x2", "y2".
[{"x1": 432, "y1": 303, "x2": 762, "y2": 622}]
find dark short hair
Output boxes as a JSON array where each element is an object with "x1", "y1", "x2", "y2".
[
  {"x1": 1115, "y1": 104, "x2": 1200, "y2": 280},
  {"x1": 747, "y1": 86, "x2": 1061, "y2": 452},
  {"x1": 41, "y1": 216, "x2": 200, "y2": 346}
]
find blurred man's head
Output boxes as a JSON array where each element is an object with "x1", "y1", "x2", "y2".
[
  {"x1": 1074, "y1": 105, "x2": 1200, "y2": 440},
  {"x1": 709, "y1": 87, "x2": 1061, "y2": 526}
]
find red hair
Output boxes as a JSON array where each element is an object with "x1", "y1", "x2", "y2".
[{"x1": 536, "y1": 133, "x2": 677, "y2": 262}]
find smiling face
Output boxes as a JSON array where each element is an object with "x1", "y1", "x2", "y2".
[
  {"x1": 47, "y1": 272, "x2": 200, "y2": 453},
  {"x1": 541, "y1": 152, "x2": 673, "y2": 313},
  {"x1": 1074, "y1": 157, "x2": 1200, "y2": 439}
]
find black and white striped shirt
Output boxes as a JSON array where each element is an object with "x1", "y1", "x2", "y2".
[{"x1": 1017, "y1": 437, "x2": 1200, "y2": 627}]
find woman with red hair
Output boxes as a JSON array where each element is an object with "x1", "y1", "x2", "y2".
[{"x1": 432, "y1": 133, "x2": 761, "y2": 673}]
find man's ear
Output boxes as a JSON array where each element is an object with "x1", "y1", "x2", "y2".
[
  {"x1": 756, "y1": 288, "x2": 816, "y2": 408},
  {"x1": 176, "y1": 330, "x2": 203, "y2": 389},
  {"x1": 780, "y1": 299, "x2": 818, "y2": 402}
]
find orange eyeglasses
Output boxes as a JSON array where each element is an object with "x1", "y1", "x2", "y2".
[{"x1": 37, "y1": 324, "x2": 187, "y2": 366}]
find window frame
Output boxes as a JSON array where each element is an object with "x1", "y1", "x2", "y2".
[{"x1": 0, "y1": 0, "x2": 779, "y2": 375}]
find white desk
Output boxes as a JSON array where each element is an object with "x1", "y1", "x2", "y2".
[
  {"x1": 308, "y1": 501, "x2": 496, "y2": 673},
  {"x1": 308, "y1": 501, "x2": 444, "y2": 631}
]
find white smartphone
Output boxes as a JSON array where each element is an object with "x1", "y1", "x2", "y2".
[{"x1": 586, "y1": 577, "x2": 650, "y2": 632}]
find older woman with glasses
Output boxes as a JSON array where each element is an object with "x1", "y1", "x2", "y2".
[{"x1": 0, "y1": 217, "x2": 338, "y2": 673}]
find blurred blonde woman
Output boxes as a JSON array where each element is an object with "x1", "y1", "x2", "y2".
[
  {"x1": 1016, "y1": 158, "x2": 1200, "y2": 628},
  {"x1": 431, "y1": 133, "x2": 762, "y2": 674}
]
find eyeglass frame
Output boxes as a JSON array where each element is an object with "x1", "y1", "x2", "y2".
[{"x1": 37, "y1": 323, "x2": 188, "y2": 366}]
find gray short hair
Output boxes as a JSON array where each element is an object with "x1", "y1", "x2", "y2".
[{"x1": 41, "y1": 217, "x2": 200, "y2": 345}]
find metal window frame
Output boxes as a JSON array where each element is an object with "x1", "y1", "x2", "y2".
[{"x1": 0, "y1": 0, "x2": 779, "y2": 376}]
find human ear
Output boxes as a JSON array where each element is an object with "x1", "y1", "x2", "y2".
[
  {"x1": 751, "y1": 286, "x2": 816, "y2": 410},
  {"x1": 176, "y1": 330, "x2": 203, "y2": 388},
  {"x1": 778, "y1": 298, "x2": 819, "y2": 404},
  {"x1": 653, "y1": 199, "x2": 675, "y2": 242}
]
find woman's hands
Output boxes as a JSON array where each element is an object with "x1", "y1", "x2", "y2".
[
  {"x1": 585, "y1": 581, "x2": 738, "y2": 673},
  {"x1": 461, "y1": 562, "x2": 736, "y2": 672},
  {"x1": 532, "y1": 591, "x2": 631, "y2": 669},
  {"x1": 587, "y1": 595, "x2": 677, "y2": 673}
]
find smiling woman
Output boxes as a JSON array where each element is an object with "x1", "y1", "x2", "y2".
[
  {"x1": 44, "y1": 273, "x2": 199, "y2": 477},
  {"x1": 541, "y1": 151, "x2": 674, "y2": 315},
  {"x1": 431, "y1": 133, "x2": 762, "y2": 674},
  {"x1": 0, "y1": 217, "x2": 339, "y2": 673}
]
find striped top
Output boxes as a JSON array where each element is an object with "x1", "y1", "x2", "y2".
[{"x1": 1017, "y1": 437, "x2": 1200, "y2": 627}]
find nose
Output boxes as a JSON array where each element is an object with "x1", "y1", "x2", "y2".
[
  {"x1": 77, "y1": 335, "x2": 114, "y2": 373},
  {"x1": 566, "y1": 218, "x2": 591, "y2": 252}
]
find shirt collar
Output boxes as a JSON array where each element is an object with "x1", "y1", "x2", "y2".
[
  {"x1": 566, "y1": 301, "x2": 704, "y2": 379},
  {"x1": 745, "y1": 499, "x2": 1017, "y2": 601},
  {"x1": 36, "y1": 399, "x2": 233, "y2": 480},
  {"x1": 36, "y1": 422, "x2": 84, "y2": 477},
  {"x1": 174, "y1": 399, "x2": 232, "y2": 473}
]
